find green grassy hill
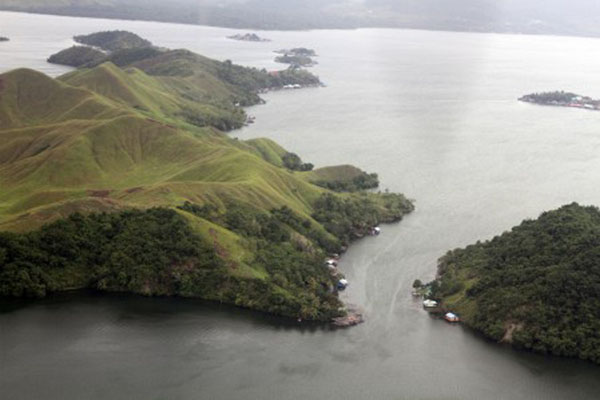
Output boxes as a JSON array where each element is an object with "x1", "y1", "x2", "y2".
[
  {"x1": 0, "y1": 53, "x2": 413, "y2": 321},
  {"x1": 0, "y1": 66, "x2": 318, "y2": 230},
  {"x1": 430, "y1": 203, "x2": 600, "y2": 363}
]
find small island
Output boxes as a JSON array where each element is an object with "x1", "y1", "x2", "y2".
[
  {"x1": 275, "y1": 54, "x2": 317, "y2": 68},
  {"x1": 74, "y1": 30, "x2": 153, "y2": 51},
  {"x1": 227, "y1": 33, "x2": 270, "y2": 42},
  {"x1": 0, "y1": 36, "x2": 9, "y2": 42},
  {"x1": 519, "y1": 91, "x2": 600, "y2": 110},
  {"x1": 274, "y1": 47, "x2": 318, "y2": 68},
  {"x1": 275, "y1": 48, "x2": 317, "y2": 57}
]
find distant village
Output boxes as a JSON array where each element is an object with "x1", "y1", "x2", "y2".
[{"x1": 519, "y1": 91, "x2": 600, "y2": 111}]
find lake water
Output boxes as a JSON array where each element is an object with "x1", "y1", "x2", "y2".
[{"x1": 2, "y1": 10, "x2": 600, "y2": 400}]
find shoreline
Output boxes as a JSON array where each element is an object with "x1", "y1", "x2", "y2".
[{"x1": 234, "y1": 84, "x2": 413, "y2": 328}]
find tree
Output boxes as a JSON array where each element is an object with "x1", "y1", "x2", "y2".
[{"x1": 282, "y1": 152, "x2": 302, "y2": 170}]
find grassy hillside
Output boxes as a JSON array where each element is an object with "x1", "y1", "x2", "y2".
[
  {"x1": 0, "y1": 66, "x2": 322, "y2": 230},
  {"x1": 430, "y1": 203, "x2": 600, "y2": 363},
  {"x1": 0, "y1": 55, "x2": 413, "y2": 321}
]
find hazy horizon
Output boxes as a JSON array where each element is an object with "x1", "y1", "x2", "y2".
[{"x1": 1, "y1": 0, "x2": 600, "y2": 36}]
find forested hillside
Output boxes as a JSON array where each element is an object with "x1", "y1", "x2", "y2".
[{"x1": 431, "y1": 203, "x2": 600, "y2": 363}]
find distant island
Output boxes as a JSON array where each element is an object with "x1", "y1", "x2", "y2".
[
  {"x1": 0, "y1": 36, "x2": 8, "y2": 42},
  {"x1": 227, "y1": 33, "x2": 270, "y2": 42},
  {"x1": 275, "y1": 48, "x2": 317, "y2": 57},
  {"x1": 519, "y1": 91, "x2": 600, "y2": 111},
  {"x1": 274, "y1": 48, "x2": 318, "y2": 68},
  {"x1": 2, "y1": 31, "x2": 413, "y2": 325},
  {"x1": 275, "y1": 54, "x2": 317, "y2": 68},
  {"x1": 74, "y1": 30, "x2": 153, "y2": 51},
  {"x1": 418, "y1": 203, "x2": 600, "y2": 364}
]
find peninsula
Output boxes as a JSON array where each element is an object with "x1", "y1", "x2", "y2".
[
  {"x1": 1, "y1": 32, "x2": 413, "y2": 325},
  {"x1": 421, "y1": 203, "x2": 600, "y2": 364},
  {"x1": 519, "y1": 91, "x2": 600, "y2": 111}
]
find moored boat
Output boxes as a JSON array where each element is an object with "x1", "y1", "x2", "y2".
[
  {"x1": 337, "y1": 279, "x2": 349, "y2": 290},
  {"x1": 444, "y1": 312, "x2": 460, "y2": 323},
  {"x1": 423, "y1": 299, "x2": 438, "y2": 308}
]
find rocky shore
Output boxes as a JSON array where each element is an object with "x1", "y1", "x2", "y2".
[{"x1": 333, "y1": 305, "x2": 365, "y2": 327}]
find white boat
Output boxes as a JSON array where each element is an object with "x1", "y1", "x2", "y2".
[
  {"x1": 423, "y1": 299, "x2": 438, "y2": 308},
  {"x1": 337, "y1": 279, "x2": 349, "y2": 290},
  {"x1": 444, "y1": 312, "x2": 460, "y2": 323}
]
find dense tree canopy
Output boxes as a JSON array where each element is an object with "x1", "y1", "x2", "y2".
[
  {"x1": 0, "y1": 208, "x2": 221, "y2": 298},
  {"x1": 74, "y1": 30, "x2": 153, "y2": 51},
  {"x1": 0, "y1": 207, "x2": 347, "y2": 320},
  {"x1": 433, "y1": 203, "x2": 600, "y2": 363}
]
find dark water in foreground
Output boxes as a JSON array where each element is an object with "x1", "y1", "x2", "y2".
[{"x1": 2, "y1": 11, "x2": 600, "y2": 400}]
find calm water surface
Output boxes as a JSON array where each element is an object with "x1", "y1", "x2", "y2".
[{"x1": 1, "y1": 11, "x2": 600, "y2": 400}]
